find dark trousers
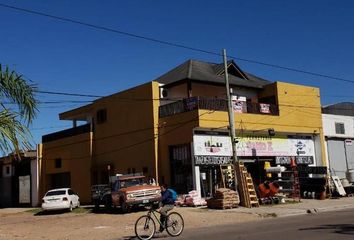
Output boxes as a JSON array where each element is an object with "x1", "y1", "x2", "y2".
[{"x1": 159, "y1": 203, "x2": 174, "y2": 229}]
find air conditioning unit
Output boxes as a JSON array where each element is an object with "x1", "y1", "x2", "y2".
[{"x1": 160, "y1": 88, "x2": 168, "y2": 98}]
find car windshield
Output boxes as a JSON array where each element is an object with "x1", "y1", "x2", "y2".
[
  {"x1": 46, "y1": 190, "x2": 66, "y2": 196},
  {"x1": 120, "y1": 178, "x2": 145, "y2": 188}
]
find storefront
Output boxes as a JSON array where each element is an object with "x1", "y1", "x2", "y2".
[
  {"x1": 192, "y1": 130, "x2": 233, "y2": 197},
  {"x1": 191, "y1": 130, "x2": 319, "y2": 197}
]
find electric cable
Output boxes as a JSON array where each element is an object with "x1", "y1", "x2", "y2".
[{"x1": 0, "y1": 2, "x2": 353, "y2": 85}]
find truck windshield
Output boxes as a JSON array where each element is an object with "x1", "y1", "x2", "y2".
[{"x1": 120, "y1": 178, "x2": 145, "y2": 188}]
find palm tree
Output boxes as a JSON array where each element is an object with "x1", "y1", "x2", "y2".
[{"x1": 0, "y1": 64, "x2": 38, "y2": 154}]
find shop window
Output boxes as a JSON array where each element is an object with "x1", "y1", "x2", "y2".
[
  {"x1": 335, "y1": 122, "x2": 345, "y2": 134},
  {"x1": 96, "y1": 109, "x2": 107, "y2": 124},
  {"x1": 55, "y1": 158, "x2": 62, "y2": 168}
]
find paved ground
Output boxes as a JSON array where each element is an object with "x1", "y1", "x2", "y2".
[
  {"x1": 177, "y1": 208, "x2": 354, "y2": 240},
  {"x1": 0, "y1": 197, "x2": 353, "y2": 240}
]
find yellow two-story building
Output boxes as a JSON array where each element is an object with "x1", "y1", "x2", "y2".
[{"x1": 39, "y1": 59, "x2": 325, "y2": 203}]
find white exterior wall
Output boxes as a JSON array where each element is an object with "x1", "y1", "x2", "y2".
[
  {"x1": 322, "y1": 114, "x2": 354, "y2": 179},
  {"x1": 322, "y1": 114, "x2": 354, "y2": 138}
]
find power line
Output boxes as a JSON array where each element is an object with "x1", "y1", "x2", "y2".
[
  {"x1": 35, "y1": 90, "x2": 102, "y2": 98},
  {"x1": 30, "y1": 125, "x2": 72, "y2": 131},
  {"x1": 42, "y1": 110, "x2": 214, "y2": 160},
  {"x1": 1, "y1": 3, "x2": 354, "y2": 85}
]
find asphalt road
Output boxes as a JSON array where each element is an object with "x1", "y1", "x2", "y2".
[{"x1": 176, "y1": 208, "x2": 354, "y2": 240}]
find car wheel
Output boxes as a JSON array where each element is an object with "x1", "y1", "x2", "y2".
[
  {"x1": 121, "y1": 201, "x2": 130, "y2": 213},
  {"x1": 69, "y1": 202, "x2": 73, "y2": 212}
]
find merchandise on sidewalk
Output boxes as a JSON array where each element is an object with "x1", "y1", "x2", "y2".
[{"x1": 206, "y1": 188, "x2": 240, "y2": 209}]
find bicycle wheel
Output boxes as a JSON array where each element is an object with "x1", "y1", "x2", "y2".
[
  {"x1": 135, "y1": 215, "x2": 156, "y2": 240},
  {"x1": 166, "y1": 212, "x2": 184, "y2": 237}
]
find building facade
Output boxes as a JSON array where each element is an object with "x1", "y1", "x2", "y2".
[
  {"x1": 0, "y1": 150, "x2": 38, "y2": 207},
  {"x1": 39, "y1": 59, "x2": 326, "y2": 202},
  {"x1": 322, "y1": 102, "x2": 354, "y2": 180}
]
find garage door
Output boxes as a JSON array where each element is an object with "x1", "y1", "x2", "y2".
[{"x1": 327, "y1": 140, "x2": 346, "y2": 179}]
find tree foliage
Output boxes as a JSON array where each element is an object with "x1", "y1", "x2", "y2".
[{"x1": 0, "y1": 65, "x2": 38, "y2": 154}]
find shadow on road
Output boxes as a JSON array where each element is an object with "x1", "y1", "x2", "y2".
[
  {"x1": 90, "y1": 206, "x2": 147, "y2": 215},
  {"x1": 299, "y1": 224, "x2": 354, "y2": 235},
  {"x1": 120, "y1": 234, "x2": 169, "y2": 240},
  {"x1": 35, "y1": 209, "x2": 70, "y2": 216},
  {"x1": 32, "y1": 205, "x2": 148, "y2": 216}
]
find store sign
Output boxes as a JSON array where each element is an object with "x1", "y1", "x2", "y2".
[
  {"x1": 193, "y1": 135, "x2": 232, "y2": 156},
  {"x1": 232, "y1": 101, "x2": 244, "y2": 113},
  {"x1": 236, "y1": 136, "x2": 315, "y2": 157},
  {"x1": 194, "y1": 156, "x2": 232, "y2": 165},
  {"x1": 275, "y1": 156, "x2": 314, "y2": 165},
  {"x1": 184, "y1": 97, "x2": 198, "y2": 111},
  {"x1": 193, "y1": 134, "x2": 233, "y2": 165},
  {"x1": 259, "y1": 103, "x2": 270, "y2": 114}
]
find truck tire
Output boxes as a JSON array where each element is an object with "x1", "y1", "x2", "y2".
[
  {"x1": 121, "y1": 200, "x2": 130, "y2": 213},
  {"x1": 104, "y1": 196, "x2": 112, "y2": 212}
]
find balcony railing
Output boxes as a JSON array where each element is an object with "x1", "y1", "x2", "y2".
[{"x1": 159, "y1": 97, "x2": 279, "y2": 118}]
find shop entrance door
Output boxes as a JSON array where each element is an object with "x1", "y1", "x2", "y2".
[
  {"x1": 199, "y1": 166, "x2": 220, "y2": 198},
  {"x1": 169, "y1": 144, "x2": 193, "y2": 194}
]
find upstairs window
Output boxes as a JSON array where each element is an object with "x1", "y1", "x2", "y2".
[
  {"x1": 55, "y1": 158, "x2": 62, "y2": 168},
  {"x1": 96, "y1": 109, "x2": 107, "y2": 124},
  {"x1": 335, "y1": 122, "x2": 345, "y2": 134}
]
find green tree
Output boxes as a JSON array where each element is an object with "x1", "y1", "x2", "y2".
[{"x1": 0, "y1": 64, "x2": 38, "y2": 154}]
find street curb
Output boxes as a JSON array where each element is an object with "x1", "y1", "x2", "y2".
[{"x1": 273, "y1": 204, "x2": 354, "y2": 217}]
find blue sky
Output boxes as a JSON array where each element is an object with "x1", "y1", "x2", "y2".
[{"x1": 0, "y1": 0, "x2": 353, "y2": 145}]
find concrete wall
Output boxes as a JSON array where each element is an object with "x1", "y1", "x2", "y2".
[
  {"x1": 159, "y1": 81, "x2": 326, "y2": 186},
  {"x1": 322, "y1": 114, "x2": 354, "y2": 138},
  {"x1": 40, "y1": 132, "x2": 92, "y2": 203},
  {"x1": 92, "y1": 81, "x2": 160, "y2": 181},
  {"x1": 40, "y1": 82, "x2": 160, "y2": 202}
]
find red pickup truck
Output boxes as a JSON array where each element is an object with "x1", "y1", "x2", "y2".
[{"x1": 91, "y1": 174, "x2": 161, "y2": 213}]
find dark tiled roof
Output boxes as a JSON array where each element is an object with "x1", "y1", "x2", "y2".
[
  {"x1": 322, "y1": 102, "x2": 354, "y2": 117},
  {"x1": 155, "y1": 59, "x2": 271, "y2": 88}
]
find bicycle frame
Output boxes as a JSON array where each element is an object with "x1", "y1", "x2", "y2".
[{"x1": 146, "y1": 208, "x2": 164, "y2": 227}]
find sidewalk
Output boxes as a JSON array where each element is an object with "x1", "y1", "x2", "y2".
[
  {"x1": 1, "y1": 197, "x2": 353, "y2": 218},
  {"x1": 227, "y1": 197, "x2": 354, "y2": 217}
]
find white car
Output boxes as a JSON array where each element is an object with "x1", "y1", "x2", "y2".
[{"x1": 42, "y1": 188, "x2": 80, "y2": 212}]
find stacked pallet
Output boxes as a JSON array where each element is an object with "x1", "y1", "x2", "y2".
[
  {"x1": 235, "y1": 162, "x2": 260, "y2": 208},
  {"x1": 206, "y1": 188, "x2": 240, "y2": 209}
]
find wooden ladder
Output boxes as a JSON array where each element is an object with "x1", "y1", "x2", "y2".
[
  {"x1": 220, "y1": 164, "x2": 235, "y2": 189},
  {"x1": 235, "y1": 162, "x2": 260, "y2": 208}
]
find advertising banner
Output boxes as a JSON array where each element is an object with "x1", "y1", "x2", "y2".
[
  {"x1": 193, "y1": 134, "x2": 316, "y2": 165},
  {"x1": 259, "y1": 103, "x2": 270, "y2": 113},
  {"x1": 193, "y1": 134, "x2": 233, "y2": 165},
  {"x1": 236, "y1": 136, "x2": 315, "y2": 157},
  {"x1": 232, "y1": 101, "x2": 244, "y2": 113},
  {"x1": 193, "y1": 135, "x2": 233, "y2": 156}
]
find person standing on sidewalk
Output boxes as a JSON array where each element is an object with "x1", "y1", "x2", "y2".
[{"x1": 158, "y1": 184, "x2": 174, "y2": 232}]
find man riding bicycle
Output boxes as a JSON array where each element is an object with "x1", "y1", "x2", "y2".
[{"x1": 157, "y1": 184, "x2": 174, "y2": 233}]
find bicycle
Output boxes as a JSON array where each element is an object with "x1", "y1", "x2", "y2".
[{"x1": 134, "y1": 206, "x2": 184, "y2": 240}]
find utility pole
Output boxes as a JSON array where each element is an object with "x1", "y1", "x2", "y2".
[{"x1": 222, "y1": 49, "x2": 238, "y2": 189}]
